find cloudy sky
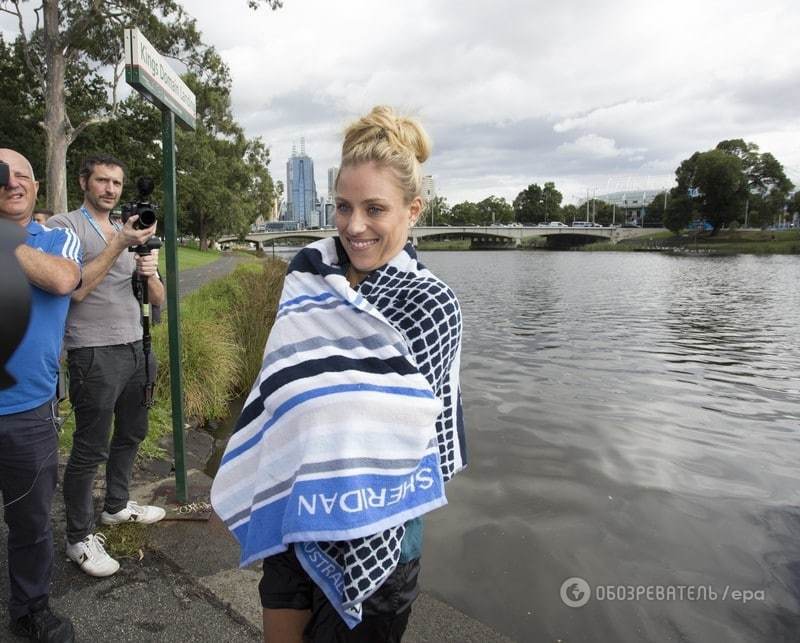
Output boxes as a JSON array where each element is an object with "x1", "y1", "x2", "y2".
[{"x1": 5, "y1": 1, "x2": 800, "y2": 205}]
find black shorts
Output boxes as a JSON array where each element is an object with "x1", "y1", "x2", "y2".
[{"x1": 259, "y1": 546, "x2": 420, "y2": 642}]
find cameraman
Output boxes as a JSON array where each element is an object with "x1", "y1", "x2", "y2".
[
  {"x1": 0, "y1": 148, "x2": 80, "y2": 642},
  {"x1": 47, "y1": 155, "x2": 165, "y2": 578}
]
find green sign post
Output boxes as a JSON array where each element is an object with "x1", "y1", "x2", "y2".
[{"x1": 124, "y1": 28, "x2": 196, "y2": 503}]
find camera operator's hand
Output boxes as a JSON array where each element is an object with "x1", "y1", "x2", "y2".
[
  {"x1": 135, "y1": 249, "x2": 159, "y2": 279},
  {"x1": 112, "y1": 215, "x2": 157, "y2": 251}
]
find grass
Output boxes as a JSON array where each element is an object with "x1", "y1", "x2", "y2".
[
  {"x1": 157, "y1": 246, "x2": 223, "y2": 273},
  {"x1": 582, "y1": 229, "x2": 800, "y2": 254},
  {"x1": 98, "y1": 523, "x2": 149, "y2": 559},
  {"x1": 416, "y1": 239, "x2": 472, "y2": 250},
  {"x1": 57, "y1": 258, "x2": 288, "y2": 460}
]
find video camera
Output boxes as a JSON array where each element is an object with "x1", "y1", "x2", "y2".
[
  {"x1": 0, "y1": 160, "x2": 9, "y2": 188},
  {"x1": 121, "y1": 176, "x2": 157, "y2": 229},
  {"x1": 120, "y1": 176, "x2": 161, "y2": 256}
]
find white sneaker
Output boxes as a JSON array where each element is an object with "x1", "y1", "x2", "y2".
[
  {"x1": 100, "y1": 500, "x2": 166, "y2": 526},
  {"x1": 66, "y1": 533, "x2": 120, "y2": 577}
]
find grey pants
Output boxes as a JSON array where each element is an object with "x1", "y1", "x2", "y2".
[{"x1": 63, "y1": 342, "x2": 151, "y2": 544}]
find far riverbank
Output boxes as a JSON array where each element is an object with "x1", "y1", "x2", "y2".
[
  {"x1": 414, "y1": 228, "x2": 800, "y2": 255},
  {"x1": 579, "y1": 228, "x2": 800, "y2": 255}
]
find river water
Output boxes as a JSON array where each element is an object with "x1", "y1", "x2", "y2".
[{"x1": 413, "y1": 250, "x2": 800, "y2": 642}]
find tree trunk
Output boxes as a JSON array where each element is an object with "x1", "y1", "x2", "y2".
[
  {"x1": 199, "y1": 214, "x2": 208, "y2": 251},
  {"x1": 43, "y1": 0, "x2": 70, "y2": 213}
]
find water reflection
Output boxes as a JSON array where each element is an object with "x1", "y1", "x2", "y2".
[{"x1": 418, "y1": 251, "x2": 800, "y2": 642}]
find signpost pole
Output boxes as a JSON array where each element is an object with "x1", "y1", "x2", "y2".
[
  {"x1": 161, "y1": 109, "x2": 187, "y2": 503},
  {"x1": 125, "y1": 28, "x2": 195, "y2": 504}
]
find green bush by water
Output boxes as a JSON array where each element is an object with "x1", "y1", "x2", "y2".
[{"x1": 58, "y1": 259, "x2": 287, "y2": 460}]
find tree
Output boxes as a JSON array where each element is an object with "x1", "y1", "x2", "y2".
[
  {"x1": 449, "y1": 201, "x2": 480, "y2": 226},
  {"x1": 663, "y1": 191, "x2": 695, "y2": 233},
  {"x1": 542, "y1": 182, "x2": 563, "y2": 222},
  {"x1": 476, "y1": 196, "x2": 513, "y2": 225},
  {"x1": 0, "y1": 32, "x2": 107, "y2": 203},
  {"x1": 590, "y1": 200, "x2": 615, "y2": 226},
  {"x1": 560, "y1": 204, "x2": 579, "y2": 223},
  {"x1": 646, "y1": 192, "x2": 668, "y2": 227},
  {"x1": 692, "y1": 150, "x2": 747, "y2": 232},
  {"x1": 513, "y1": 184, "x2": 541, "y2": 223},
  {"x1": 513, "y1": 182, "x2": 562, "y2": 224},
  {"x1": 174, "y1": 52, "x2": 274, "y2": 249},
  {"x1": 65, "y1": 46, "x2": 274, "y2": 248},
  {"x1": 420, "y1": 195, "x2": 449, "y2": 226},
  {"x1": 789, "y1": 191, "x2": 800, "y2": 217},
  {"x1": 0, "y1": 0, "x2": 282, "y2": 213}
]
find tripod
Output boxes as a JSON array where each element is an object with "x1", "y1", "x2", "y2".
[{"x1": 131, "y1": 237, "x2": 162, "y2": 408}]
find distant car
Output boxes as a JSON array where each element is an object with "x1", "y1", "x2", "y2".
[
  {"x1": 571, "y1": 221, "x2": 595, "y2": 228},
  {"x1": 543, "y1": 221, "x2": 569, "y2": 227}
]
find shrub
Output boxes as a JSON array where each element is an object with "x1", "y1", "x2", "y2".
[{"x1": 58, "y1": 259, "x2": 287, "y2": 460}]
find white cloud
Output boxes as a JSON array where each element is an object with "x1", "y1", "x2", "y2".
[
  {"x1": 3, "y1": 0, "x2": 799, "y2": 204},
  {"x1": 557, "y1": 134, "x2": 643, "y2": 160}
]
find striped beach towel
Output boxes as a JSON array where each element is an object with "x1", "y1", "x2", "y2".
[{"x1": 211, "y1": 237, "x2": 465, "y2": 627}]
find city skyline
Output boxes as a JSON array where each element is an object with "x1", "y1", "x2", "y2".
[{"x1": 177, "y1": 0, "x2": 800, "y2": 206}]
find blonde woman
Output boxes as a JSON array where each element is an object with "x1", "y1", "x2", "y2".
[{"x1": 212, "y1": 106, "x2": 466, "y2": 642}]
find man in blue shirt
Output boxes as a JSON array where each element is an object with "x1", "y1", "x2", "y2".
[{"x1": 0, "y1": 149, "x2": 81, "y2": 643}]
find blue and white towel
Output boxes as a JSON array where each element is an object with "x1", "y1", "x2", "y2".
[{"x1": 211, "y1": 238, "x2": 465, "y2": 627}]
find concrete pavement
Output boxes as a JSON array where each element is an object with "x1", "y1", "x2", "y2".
[{"x1": 1, "y1": 427, "x2": 514, "y2": 642}]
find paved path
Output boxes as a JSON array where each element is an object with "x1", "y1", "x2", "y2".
[{"x1": 178, "y1": 253, "x2": 254, "y2": 298}]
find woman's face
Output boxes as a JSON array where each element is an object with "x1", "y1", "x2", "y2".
[{"x1": 335, "y1": 162, "x2": 421, "y2": 281}]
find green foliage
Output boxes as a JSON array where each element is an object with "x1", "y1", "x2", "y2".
[
  {"x1": 669, "y1": 140, "x2": 795, "y2": 233},
  {"x1": 663, "y1": 191, "x2": 695, "y2": 233},
  {"x1": 477, "y1": 196, "x2": 514, "y2": 224},
  {"x1": 693, "y1": 150, "x2": 747, "y2": 232},
  {"x1": 646, "y1": 192, "x2": 668, "y2": 226},
  {"x1": 449, "y1": 201, "x2": 480, "y2": 225},
  {"x1": 420, "y1": 195, "x2": 450, "y2": 226},
  {"x1": 152, "y1": 260, "x2": 285, "y2": 426},
  {"x1": 790, "y1": 191, "x2": 800, "y2": 215},
  {"x1": 2, "y1": 0, "x2": 278, "y2": 220},
  {"x1": 560, "y1": 204, "x2": 579, "y2": 223},
  {"x1": 513, "y1": 182, "x2": 562, "y2": 224}
]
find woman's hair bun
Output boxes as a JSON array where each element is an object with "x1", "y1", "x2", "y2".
[{"x1": 339, "y1": 106, "x2": 432, "y2": 202}]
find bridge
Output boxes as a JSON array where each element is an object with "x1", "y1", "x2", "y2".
[{"x1": 218, "y1": 225, "x2": 662, "y2": 249}]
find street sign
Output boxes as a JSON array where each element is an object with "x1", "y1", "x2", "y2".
[
  {"x1": 124, "y1": 28, "x2": 194, "y2": 503},
  {"x1": 124, "y1": 28, "x2": 196, "y2": 130}
]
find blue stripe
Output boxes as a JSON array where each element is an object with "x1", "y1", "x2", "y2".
[
  {"x1": 296, "y1": 544, "x2": 362, "y2": 628},
  {"x1": 275, "y1": 298, "x2": 349, "y2": 320},
  {"x1": 279, "y1": 291, "x2": 335, "y2": 311},
  {"x1": 222, "y1": 383, "x2": 436, "y2": 465}
]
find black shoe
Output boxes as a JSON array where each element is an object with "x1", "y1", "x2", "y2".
[{"x1": 9, "y1": 606, "x2": 75, "y2": 642}]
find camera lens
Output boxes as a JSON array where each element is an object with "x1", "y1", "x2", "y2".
[{"x1": 136, "y1": 207, "x2": 157, "y2": 229}]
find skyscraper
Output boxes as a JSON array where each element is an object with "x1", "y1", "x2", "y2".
[
  {"x1": 422, "y1": 175, "x2": 436, "y2": 201},
  {"x1": 327, "y1": 166, "x2": 339, "y2": 200},
  {"x1": 286, "y1": 138, "x2": 317, "y2": 226}
]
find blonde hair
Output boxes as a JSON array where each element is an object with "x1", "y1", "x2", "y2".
[{"x1": 338, "y1": 106, "x2": 431, "y2": 204}]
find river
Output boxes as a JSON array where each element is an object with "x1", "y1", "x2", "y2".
[{"x1": 414, "y1": 250, "x2": 800, "y2": 642}]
